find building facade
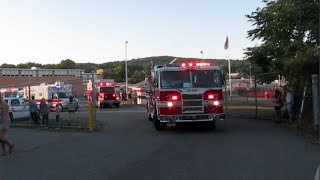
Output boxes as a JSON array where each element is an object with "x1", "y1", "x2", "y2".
[{"x1": 0, "y1": 68, "x2": 85, "y2": 96}]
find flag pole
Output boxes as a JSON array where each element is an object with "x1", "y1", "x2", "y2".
[
  {"x1": 225, "y1": 35, "x2": 232, "y2": 98},
  {"x1": 228, "y1": 47, "x2": 232, "y2": 98}
]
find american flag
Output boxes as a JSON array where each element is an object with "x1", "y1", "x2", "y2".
[{"x1": 224, "y1": 36, "x2": 229, "y2": 50}]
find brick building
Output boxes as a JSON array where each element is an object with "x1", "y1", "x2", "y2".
[{"x1": 0, "y1": 68, "x2": 86, "y2": 96}]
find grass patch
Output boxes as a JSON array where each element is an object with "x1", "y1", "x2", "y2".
[
  {"x1": 225, "y1": 104, "x2": 275, "y2": 119},
  {"x1": 11, "y1": 116, "x2": 105, "y2": 132},
  {"x1": 226, "y1": 104, "x2": 319, "y2": 145}
]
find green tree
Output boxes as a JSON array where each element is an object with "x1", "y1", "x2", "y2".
[
  {"x1": 245, "y1": 0, "x2": 319, "y2": 120},
  {"x1": 16, "y1": 62, "x2": 42, "y2": 69},
  {"x1": 0, "y1": 63, "x2": 16, "y2": 68},
  {"x1": 245, "y1": 0, "x2": 319, "y2": 85},
  {"x1": 42, "y1": 64, "x2": 57, "y2": 69},
  {"x1": 130, "y1": 70, "x2": 145, "y2": 84},
  {"x1": 57, "y1": 59, "x2": 76, "y2": 69}
]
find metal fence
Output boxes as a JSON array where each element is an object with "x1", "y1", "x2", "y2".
[
  {"x1": 223, "y1": 77, "x2": 280, "y2": 121},
  {"x1": 1, "y1": 78, "x2": 91, "y2": 130}
]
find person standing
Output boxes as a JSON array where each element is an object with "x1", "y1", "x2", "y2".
[
  {"x1": 272, "y1": 89, "x2": 284, "y2": 123},
  {"x1": 30, "y1": 96, "x2": 39, "y2": 125},
  {"x1": 285, "y1": 85, "x2": 295, "y2": 124},
  {"x1": 0, "y1": 94, "x2": 14, "y2": 156},
  {"x1": 39, "y1": 98, "x2": 50, "y2": 126}
]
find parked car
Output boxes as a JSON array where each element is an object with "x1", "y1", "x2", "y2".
[{"x1": 4, "y1": 97, "x2": 30, "y2": 121}]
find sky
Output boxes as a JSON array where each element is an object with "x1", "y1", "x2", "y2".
[{"x1": 0, "y1": 0, "x2": 264, "y2": 65}]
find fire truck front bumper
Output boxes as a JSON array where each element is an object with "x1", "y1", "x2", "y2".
[
  {"x1": 100, "y1": 100, "x2": 120, "y2": 104},
  {"x1": 159, "y1": 113, "x2": 225, "y2": 123}
]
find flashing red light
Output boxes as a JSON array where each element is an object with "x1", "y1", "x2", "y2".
[
  {"x1": 181, "y1": 62, "x2": 211, "y2": 68},
  {"x1": 208, "y1": 94, "x2": 215, "y2": 99},
  {"x1": 172, "y1": 95, "x2": 178, "y2": 100},
  {"x1": 113, "y1": 93, "x2": 116, "y2": 97}
]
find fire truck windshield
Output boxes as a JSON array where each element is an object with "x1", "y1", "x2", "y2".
[
  {"x1": 100, "y1": 87, "x2": 115, "y2": 93},
  {"x1": 160, "y1": 69, "x2": 222, "y2": 89},
  {"x1": 160, "y1": 70, "x2": 190, "y2": 89},
  {"x1": 192, "y1": 70, "x2": 223, "y2": 88}
]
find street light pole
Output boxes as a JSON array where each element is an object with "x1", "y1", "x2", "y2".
[
  {"x1": 125, "y1": 41, "x2": 128, "y2": 99},
  {"x1": 201, "y1": 51, "x2": 204, "y2": 62},
  {"x1": 249, "y1": 63, "x2": 252, "y2": 88}
]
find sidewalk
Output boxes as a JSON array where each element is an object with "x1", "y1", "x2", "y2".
[{"x1": 3, "y1": 128, "x2": 84, "y2": 156}]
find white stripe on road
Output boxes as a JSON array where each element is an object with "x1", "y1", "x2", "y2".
[
  {"x1": 315, "y1": 163, "x2": 319, "y2": 180},
  {"x1": 75, "y1": 110, "x2": 145, "y2": 114}
]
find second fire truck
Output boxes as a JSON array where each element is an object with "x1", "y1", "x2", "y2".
[
  {"x1": 87, "y1": 79, "x2": 120, "y2": 108},
  {"x1": 146, "y1": 62, "x2": 225, "y2": 131}
]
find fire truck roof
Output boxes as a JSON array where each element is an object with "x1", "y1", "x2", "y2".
[{"x1": 155, "y1": 65, "x2": 221, "y2": 72}]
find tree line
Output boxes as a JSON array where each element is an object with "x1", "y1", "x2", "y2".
[{"x1": 1, "y1": 57, "x2": 250, "y2": 84}]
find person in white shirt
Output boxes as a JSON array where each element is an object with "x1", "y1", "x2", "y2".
[{"x1": 285, "y1": 85, "x2": 295, "y2": 124}]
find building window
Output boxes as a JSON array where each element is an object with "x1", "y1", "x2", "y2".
[
  {"x1": 47, "y1": 70, "x2": 53, "y2": 76},
  {"x1": 54, "y1": 70, "x2": 60, "y2": 76},
  {"x1": 2, "y1": 69, "x2": 19, "y2": 76}
]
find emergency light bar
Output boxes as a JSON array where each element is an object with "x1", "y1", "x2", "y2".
[
  {"x1": 181, "y1": 62, "x2": 211, "y2": 68},
  {"x1": 100, "y1": 82, "x2": 114, "y2": 86}
]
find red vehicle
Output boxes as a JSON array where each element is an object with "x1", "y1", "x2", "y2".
[
  {"x1": 146, "y1": 62, "x2": 225, "y2": 131},
  {"x1": 87, "y1": 79, "x2": 120, "y2": 108}
]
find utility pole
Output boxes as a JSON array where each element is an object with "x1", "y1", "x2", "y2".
[
  {"x1": 201, "y1": 51, "x2": 204, "y2": 62},
  {"x1": 28, "y1": 76, "x2": 31, "y2": 126},
  {"x1": 249, "y1": 63, "x2": 252, "y2": 88},
  {"x1": 125, "y1": 41, "x2": 128, "y2": 100},
  {"x1": 91, "y1": 71, "x2": 96, "y2": 129}
]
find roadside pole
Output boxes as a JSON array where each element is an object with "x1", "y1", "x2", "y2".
[
  {"x1": 28, "y1": 76, "x2": 32, "y2": 127},
  {"x1": 312, "y1": 75, "x2": 319, "y2": 131},
  {"x1": 91, "y1": 72, "x2": 96, "y2": 129},
  {"x1": 299, "y1": 84, "x2": 307, "y2": 125},
  {"x1": 254, "y1": 75, "x2": 258, "y2": 119},
  {"x1": 57, "y1": 88, "x2": 60, "y2": 127}
]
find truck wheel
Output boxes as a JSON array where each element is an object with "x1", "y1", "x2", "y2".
[
  {"x1": 148, "y1": 112, "x2": 153, "y2": 121},
  {"x1": 208, "y1": 121, "x2": 216, "y2": 130},
  {"x1": 153, "y1": 111, "x2": 164, "y2": 131},
  {"x1": 9, "y1": 113, "x2": 13, "y2": 122},
  {"x1": 115, "y1": 103, "x2": 120, "y2": 108}
]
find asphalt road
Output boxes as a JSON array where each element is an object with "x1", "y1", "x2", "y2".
[{"x1": 1, "y1": 105, "x2": 319, "y2": 180}]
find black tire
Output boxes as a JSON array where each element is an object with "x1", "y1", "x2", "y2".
[
  {"x1": 115, "y1": 103, "x2": 120, "y2": 108},
  {"x1": 153, "y1": 110, "x2": 164, "y2": 131},
  {"x1": 208, "y1": 121, "x2": 216, "y2": 130},
  {"x1": 148, "y1": 112, "x2": 153, "y2": 121},
  {"x1": 9, "y1": 113, "x2": 13, "y2": 122}
]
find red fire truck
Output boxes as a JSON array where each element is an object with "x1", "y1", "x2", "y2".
[
  {"x1": 87, "y1": 79, "x2": 120, "y2": 108},
  {"x1": 146, "y1": 62, "x2": 225, "y2": 131}
]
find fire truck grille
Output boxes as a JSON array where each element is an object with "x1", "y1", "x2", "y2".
[
  {"x1": 106, "y1": 94, "x2": 115, "y2": 99},
  {"x1": 182, "y1": 94, "x2": 203, "y2": 100},
  {"x1": 182, "y1": 101, "x2": 202, "y2": 106},
  {"x1": 182, "y1": 107, "x2": 203, "y2": 112},
  {"x1": 182, "y1": 94, "x2": 203, "y2": 113}
]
